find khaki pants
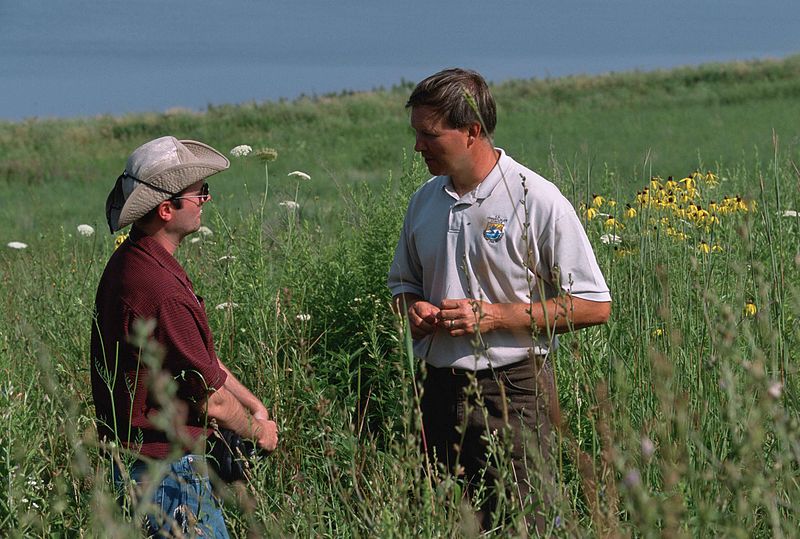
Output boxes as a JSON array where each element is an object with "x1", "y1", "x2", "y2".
[{"x1": 420, "y1": 353, "x2": 559, "y2": 532}]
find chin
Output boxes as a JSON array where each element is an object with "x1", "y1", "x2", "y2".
[{"x1": 425, "y1": 162, "x2": 443, "y2": 176}]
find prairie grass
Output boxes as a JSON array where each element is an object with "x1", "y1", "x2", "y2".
[{"x1": 1, "y1": 58, "x2": 800, "y2": 536}]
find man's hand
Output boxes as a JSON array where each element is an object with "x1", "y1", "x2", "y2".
[
  {"x1": 407, "y1": 300, "x2": 441, "y2": 339},
  {"x1": 438, "y1": 298, "x2": 492, "y2": 336},
  {"x1": 255, "y1": 417, "x2": 278, "y2": 452}
]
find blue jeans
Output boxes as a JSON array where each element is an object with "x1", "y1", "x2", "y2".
[{"x1": 114, "y1": 454, "x2": 230, "y2": 538}]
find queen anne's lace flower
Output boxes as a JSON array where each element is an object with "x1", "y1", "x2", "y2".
[
  {"x1": 288, "y1": 170, "x2": 311, "y2": 181},
  {"x1": 7, "y1": 241, "x2": 27, "y2": 249},
  {"x1": 215, "y1": 302, "x2": 239, "y2": 310},
  {"x1": 197, "y1": 226, "x2": 213, "y2": 237},
  {"x1": 600, "y1": 234, "x2": 622, "y2": 245},
  {"x1": 229, "y1": 145, "x2": 253, "y2": 157},
  {"x1": 77, "y1": 224, "x2": 95, "y2": 237},
  {"x1": 296, "y1": 313, "x2": 311, "y2": 322},
  {"x1": 279, "y1": 201, "x2": 300, "y2": 210}
]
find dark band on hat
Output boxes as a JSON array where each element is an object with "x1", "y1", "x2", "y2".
[{"x1": 105, "y1": 172, "x2": 180, "y2": 233}]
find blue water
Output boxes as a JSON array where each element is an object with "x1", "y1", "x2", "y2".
[{"x1": 1, "y1": 0, "x2": 798, "y2": 120}]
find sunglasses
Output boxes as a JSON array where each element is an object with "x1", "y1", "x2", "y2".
[{"x1": 171, "y1": 183, "x2": 211, "y2": 203}]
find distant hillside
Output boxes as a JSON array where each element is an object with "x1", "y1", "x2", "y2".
[{"x1": 1, "y1": 55, "x2": 799, "y2": 235}]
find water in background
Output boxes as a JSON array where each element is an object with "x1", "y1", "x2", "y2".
[{"x1": 1, "y1": 0, "x2": 798, "y2": 120}]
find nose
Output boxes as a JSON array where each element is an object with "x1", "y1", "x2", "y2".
[{"x1": 414, "y1": 135, "x2": 425, "y2": 153}]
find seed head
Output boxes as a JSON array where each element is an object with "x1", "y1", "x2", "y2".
[{"x1": 253, "y1": 147, "x2": 278, "y2": 162}]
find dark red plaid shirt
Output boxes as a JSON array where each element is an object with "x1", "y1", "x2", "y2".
[{"x1": 90, "y1": 226, "x2": 227, "y2": 459}]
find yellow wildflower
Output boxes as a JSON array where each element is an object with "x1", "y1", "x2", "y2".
[
  {"x1": 704, "y1": 171, "x2": 719, "y2": 186},
  {"x1": 114, "y1": 233, "x2": 129, "y2": 250},
  {"x1": 592, "y1": 194, "x2": 605, "y2": 208},
  {"x1": 586, "y1": 207, "x2": 598, "y2": 220},
  {"x1": 652, "y1": 328, "x2": 664, "y2": 337},
  {"x1": 744, "y1": 302, "x2": 757, "y2": 317},
  {"x1": 712, "y1": 244, "x2": 723, "y2": 253},
  {"x1": 624, "y1": 205, "x2": 637, "y2": 219},
  {"x1": 604, "y1": 217, "x2": 624, "y2": 230},
  {"x1": 607, "y1": 199, "x2": 617, "y2": 208},
  {"x1": 698, "y1": 241, "x2": 710, "y2": 254},
  {"x1": 736, "y1": 196, "x2": 748, "y2": 212}
]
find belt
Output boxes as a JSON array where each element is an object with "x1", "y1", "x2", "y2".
[{"x1": 426, "y1": 355, "x2": 542, "y2": 379}]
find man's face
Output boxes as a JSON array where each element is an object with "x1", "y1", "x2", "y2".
[
  {"x1": 410, "y1": 105, "x2": 471, "y2": 177},
  {"x1": 169, "y1": 179, "x2": 211, "y2": 237}
]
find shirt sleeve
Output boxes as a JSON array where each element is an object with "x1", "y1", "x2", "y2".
[
  {"x1": 535, "y1": 200, "x2": 612, "y2": 303},
  {"x1": 155, "y1": 296, "x2": 227, "y2": 403},
  {"x1": 388, "y1": 208, "x2": 425, "y2": 297}
]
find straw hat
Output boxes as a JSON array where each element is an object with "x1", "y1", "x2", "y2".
[{"x1": 105, "y1": 136, "x2": 230, "y2": 232}]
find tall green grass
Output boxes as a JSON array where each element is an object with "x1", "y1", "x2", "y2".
[{"x1": 1, "y1": 58, "x2": 799, "y2": 536}]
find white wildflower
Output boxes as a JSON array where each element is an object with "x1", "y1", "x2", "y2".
[
  {"x1": 7, "y1": 242, "x2": 28, "y2": 250},
  {"x1": 768, "y1": 381, "x2": 783, "y2": 399},
  {"x1": 215, "y1": 302, "x2": 239, "y2": 310},
  {"x1": 600, "y1": 233, "x2": 622, "y2": 245},
  {"x1": 189, "y1": 237, "x2": 201, "y2": 244},
  {"x1": 197, "y1": 226, "x2": 213, "y2": 237},
  {"x1": 780, "y1": 210, "x2": 798, "y2": 218},
  {"x1": 229, "y1": 145, "x2": 252, "y2": 158},
  {"x1": 279, "y1": 200, "x2": 300, "y2": 210},
  {"x1": 296, "y1": 313, "x2": 311, "y2": 322},
  {"x1": 77, "y1": 224, "x2": 95, "y2": 237},
  {"x1": 287, "y1": 170, "x2": 311, "y2": 181},
  {"x1": 218, "y1": 255, "x2": 237, "y2": 262}
]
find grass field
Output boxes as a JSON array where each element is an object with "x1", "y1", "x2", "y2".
[{"x1": 1, "y1": 57, "x2": 799, "y2": 537}]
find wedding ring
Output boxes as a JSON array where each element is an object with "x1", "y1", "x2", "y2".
[{"x1": 449, "y1": 320, "x2": 454, "y2": 329}]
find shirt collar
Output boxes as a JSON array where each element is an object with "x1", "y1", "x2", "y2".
[
  {"x1": 473, "y1": 148, "x2": 510, "y2": 201},
  {"x1": 440, "y1": 148, "x2": 510, "y2": 203},
  {"x1": 129, "y1": 226, "x2": 194, "y2": 291}
]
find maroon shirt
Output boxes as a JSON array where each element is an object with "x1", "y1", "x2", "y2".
[{"x1": 90, "y1": 226, "x2": 227, "y2": 459}]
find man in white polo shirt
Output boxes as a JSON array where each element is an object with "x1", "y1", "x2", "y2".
[{"x1": 388, "y1": 68, "x2": 611, "y2": 530}]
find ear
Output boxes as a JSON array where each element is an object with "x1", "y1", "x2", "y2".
[
  {"x1": 466, "y1": 122, "x2": 482, "y2": 145},
  {"x1": 156, "y1": 200, "x2": 174, "y2": 222}
]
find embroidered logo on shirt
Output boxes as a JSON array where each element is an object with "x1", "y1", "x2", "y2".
[{"x1": 483, "y1": 216, "x2": 507, "y2": 243}]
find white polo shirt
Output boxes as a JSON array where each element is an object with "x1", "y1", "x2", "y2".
[{"x1": 388, "y1": 149, "x2": 611, "y2": 370}]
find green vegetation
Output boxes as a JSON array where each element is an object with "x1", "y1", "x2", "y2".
[{"x1": 1, "y1": 57, "x2": 799, "y2": 536}]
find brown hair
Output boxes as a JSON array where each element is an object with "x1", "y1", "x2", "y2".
[{"x1": 406, "y1": 68, "x2": 496, "y2": 137}]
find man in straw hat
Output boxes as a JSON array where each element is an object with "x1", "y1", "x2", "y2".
[
  {"x1": 389, "y1": 68, "x2": 611, "y2": 531},
  {"x1": 91, "y1": 136, "x2": 278, "y2": 537}
]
